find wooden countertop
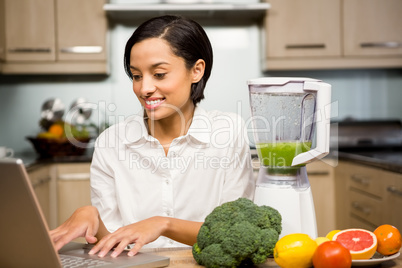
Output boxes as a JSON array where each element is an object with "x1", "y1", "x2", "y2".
[{"x1": 143, "y1": 247, "x2": 402, "y2": 268}]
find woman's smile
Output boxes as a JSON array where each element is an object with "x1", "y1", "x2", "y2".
[{"x1": 144, "y1": 97, "x2": 166, "y2": 110}]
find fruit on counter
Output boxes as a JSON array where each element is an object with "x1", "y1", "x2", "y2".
[
  {"x1": 274, "y1": 233, "x2": 317, "y2": 268},
  {"x1": 48, "y1": 123, "x2": 64, "y2": 137},
  {"x1": 315, "y1": 236, "x2": 330, "y2": 246},
  {"x1": 37, "y1": 121, "x2": 89, "y2": 140},
  {"x1": 37, "y1": 131, "x2": 61, "y2": 139},
  {"x1": 374, "y1": 224, "x2": 402, "y2": 256},
  {"x1": 312, "y1": 241, "x2": 352, "y2": 268},
  {"x1": 332, "y1": 228, "x2": 377, "y2": 260},
  {"x1": 192, "y1": 198, "x2": 282, "y2": 268},
  {"x1": 326, "y1": 229, "x2": 341, "y2": 240}
]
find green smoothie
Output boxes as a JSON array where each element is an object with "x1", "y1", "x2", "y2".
[{"x1": 256, "y1": 141, "x2": 312, "y2": 167}]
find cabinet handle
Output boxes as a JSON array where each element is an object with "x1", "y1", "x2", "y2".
[
  {"x1": 32, "y1": 177, "x2": 51, "y2": 188},
  {"x1": 351, "y1": 201, "x2": 371, "y2": 215},
  {"x1": 360, "y1": 42, "x2": 402, "y2": 48},
  {"x1": 307, "y1": 171, "x2": 330, "y2": 176},
  {"x1": 285, "y1": 44, "x2": 326, "y2": 49},
  {"x1": 387, "y1": 186, "x2": 402, "y2": 197},
  {"x1": 60, "y1": 46, "x2": 103, "y2": 54},
  {"x1": 59, "y1": 173, "x2": 90, "y2": 180},
  {"x1": 8, "y1": 48, "x2": 51, "y2": 53},
  {"x1": 350, "y1": 175, "x2": 370, "y2": 186}
]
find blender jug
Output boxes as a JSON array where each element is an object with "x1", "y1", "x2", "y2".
[{"x1": 248, "y1": 77, "x2": 331, "y2": 239}]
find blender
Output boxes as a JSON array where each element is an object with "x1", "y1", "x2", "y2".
[{"x1": 248, "y1": 77, "x2": 331, "y2": 239}]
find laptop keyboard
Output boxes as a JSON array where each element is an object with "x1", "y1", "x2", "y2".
[{"x1": 60, "y1": 254, "x2": 112, "y2": 268}]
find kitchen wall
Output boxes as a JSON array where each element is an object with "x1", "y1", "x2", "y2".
[{"x1": 1, "y1": 23, "x2": 402, "y2": 153}]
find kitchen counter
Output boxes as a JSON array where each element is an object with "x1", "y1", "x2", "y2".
[
  {"x1": 15, "y1": 149, "x2": 93, "y2": 171},
  {"x1": 336, "y1": 150, "x2": 402, "y2": 174},
  {"x1": 143, "y1": 247, "x2": 402, "y2": 267}
]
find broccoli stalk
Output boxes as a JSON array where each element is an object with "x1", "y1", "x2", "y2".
[{"x1": 192, "y1": 198, "x2": 282, "y2": 268}]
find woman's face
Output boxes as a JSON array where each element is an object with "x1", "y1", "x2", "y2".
[{"x1": 130, "y1": 38, "x2": 203, "y2": 121}]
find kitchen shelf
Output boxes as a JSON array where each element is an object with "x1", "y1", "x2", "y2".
[{"x1": 103, "y1": 3, "x2": 270, "y2": 21}]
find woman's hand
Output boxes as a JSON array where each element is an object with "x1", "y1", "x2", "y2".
[
  {"x1": 50, "y1": 206, "x2": 100, "y2": 251},
  {"x1": 88, "y1": 216, "x2": 170, "y2": 258}
]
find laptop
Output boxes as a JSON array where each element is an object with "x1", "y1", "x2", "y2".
[{"x1": 0, "y1": 158, "x2": 170, "y2": 268}]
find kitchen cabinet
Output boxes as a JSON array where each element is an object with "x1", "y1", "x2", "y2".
[
  {"x1": 0, "y1": 0, "x2": 108, "y2": 74},
  {"x1": 265, "y1": 0, "x2": 341, "y2": 59},
  {"x1": 27, "y1": 164, "x2": 52, "y2": 226},
  {"x1": 264, "y1": 0, "x2": 402, "y2": 70},
  {"x1": 343, "y1": 0, "x2": 402, "y2": 57},
  {"x1": 307, "y1": 160, "x2": 336, "y2": 237},
  {"x1": 56, "y1": 163, "x2": 91, "y2": 226},
  {"x1": 335, "y1": 161, "x2": 402, "y2": 232},
  {"x1": 27, "y1": 162, "x2": 92, "y2": 233},
  {"x1": 2, "y1": 0, "x2": 56, "y2": 62},
  {"x1": 383, "y1": 173, "x2": 402, "y2": 230}
]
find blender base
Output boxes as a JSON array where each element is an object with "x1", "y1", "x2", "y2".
[{"x1": 254, "y1": 185, "x2": 317, "y2": 239}]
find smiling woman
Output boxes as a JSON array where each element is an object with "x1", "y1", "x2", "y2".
[{"x1": 49, "y1": 15, "x2": 255, "y2": 258}]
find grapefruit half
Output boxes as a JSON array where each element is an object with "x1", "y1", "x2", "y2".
[{"x1": 332, "y1": 228, "x2": 377, "y2": 260}]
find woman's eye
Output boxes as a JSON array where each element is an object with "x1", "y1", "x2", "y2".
[
  {"x1": 132, "y1": 75, "x2": 142, "y2": 81},
  {"x1": 154, "y1": 73, "x2": 166, "y2": 79}
]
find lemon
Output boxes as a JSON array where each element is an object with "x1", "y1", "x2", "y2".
[
  {"x1": 315, "y1": 236, "x2": 330, "y2": 245},
  {"x1": 274, "y1": 233, "x2": 317, "y2": 268},
  {"x1": 326, "y1": 229, "x2": 341, "y2": 240}
]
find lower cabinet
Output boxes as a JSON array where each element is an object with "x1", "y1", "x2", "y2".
[
  {"x1": 56, "y1": 163, "x2": 92, "y2": 226},
  {"x1": 308, "y1": 160, "x2": 337, "y2": 237},
  {"x1": 335, "y1": 161, "x2": 402, "y2": 232},
  {"x1": 28, "y1": 162, "x2": 91, "y2": 233},
  {"x1": 27, "y1": 164, "x2": 52, "y2": 226}
]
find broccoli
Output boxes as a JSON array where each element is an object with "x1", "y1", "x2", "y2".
[{"x1": 192, "y1": 198, "x2": 282, "y2": 268}]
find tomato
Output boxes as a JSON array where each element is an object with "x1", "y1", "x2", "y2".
[{"x1": 312, "y1": 241, "x2": 352, "y2": 268}]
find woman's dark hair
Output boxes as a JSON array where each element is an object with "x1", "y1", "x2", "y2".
[{"x1": 124, "y1": 15, "x2": 213, "y2": 105}]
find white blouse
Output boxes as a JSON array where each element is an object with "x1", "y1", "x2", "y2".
[{"x1": 90, "y1": 106, "x2": 255, "y2": 248}]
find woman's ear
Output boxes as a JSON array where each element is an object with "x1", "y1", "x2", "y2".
[{"x1": 192, "y1": 59, "x2": 205, "y2": 83}]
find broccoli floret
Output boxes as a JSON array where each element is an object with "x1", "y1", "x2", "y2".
[{"x1": 192, "y1": 198, "x2": 282, "y2": 268}]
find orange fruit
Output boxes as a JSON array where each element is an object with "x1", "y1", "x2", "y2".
[
  {"x1": 48, "y1": 124, "x2": 64, "y2": 137},
  {"x1": 374, "y1": 224, "x2": 402, "y2": 256},
  {"x1": 332, "y1": 228, "x2": 377, "y2": 260}
]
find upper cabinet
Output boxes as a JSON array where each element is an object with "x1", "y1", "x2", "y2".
[
  {"x1": 0, "y1": 0, "x2": 108, "y2": 74},
  {"x1": 57, "y1": 0, "x2": 107, "y2": 62},
  {"x1": 343, "y1": 0, "x2": 402, "y2": 57},
  {"x1": 265, "y1": 0, "x2": 341, "y2": 58},
  {"x1": 264, "y1": 0, "x2": 402, "y2": 70},
  {"x1": 4, "y1": 0, "x2": 56, "y2": 62}
]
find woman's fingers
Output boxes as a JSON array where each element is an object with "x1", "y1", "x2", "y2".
[
  {"x1": 49, "y1": 206, "x2": 100, "y2": 251},
  {"x1": 127, "y1": 241, "x2": 144, "y2": 257},
  {"x1": 111, "y1": 238, "x2": 132, "y2": 258},
  {"x1": 89, "y1": 229, "x2": 139, "y2": 258}
]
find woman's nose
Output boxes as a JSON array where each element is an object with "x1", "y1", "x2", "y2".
[{"x1": 140, "y1": 76, "x2": 156, "y2": 96}]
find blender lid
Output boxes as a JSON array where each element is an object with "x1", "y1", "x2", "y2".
[{"x1": 247, "y1": 77, "x2": 321, "y2": 86}]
